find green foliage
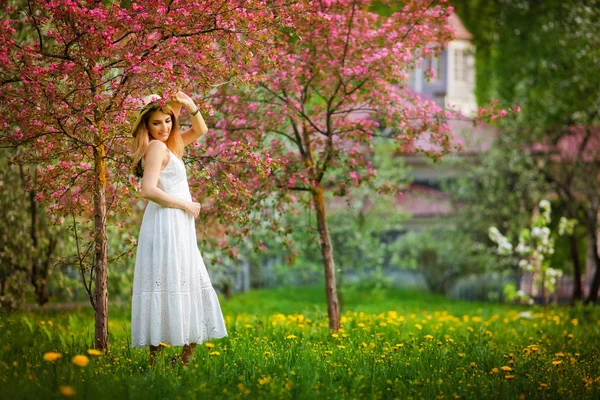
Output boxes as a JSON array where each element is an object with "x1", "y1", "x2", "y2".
[
  {"x1": 454, "y1": 0, "x2": 600, "y2": 131},
  {"x1": 396, "y1": 226, "x2": 497, "y2": 294},
  {"x1": 0, "y1": 149, "x2": 66, "y2": 310},
  {"x1": 502, "y1": 282, "x2": 529, "y2": 304},
  {"x1": 445, "y1": 133, "x2": 548, "y2": 242},
  {"x1": 2, "y1": 286, "x2": 599, "y2": 399}
]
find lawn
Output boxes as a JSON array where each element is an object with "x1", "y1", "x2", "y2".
[{"x1": 1, "y1": 285, "x2": 599, "y2": 399}]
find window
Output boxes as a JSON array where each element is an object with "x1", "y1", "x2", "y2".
[{"x1": 454, "y1": 49, "x2": 474, "y2": 83}]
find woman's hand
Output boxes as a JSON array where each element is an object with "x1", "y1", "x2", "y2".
[
  {"x1": 185, "y1": 201, "x2": 201, "y2": 219},
  {"x1": 173, "y1": 91, "x2": 196, "y2": 112}
]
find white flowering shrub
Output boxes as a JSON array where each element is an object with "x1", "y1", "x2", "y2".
[{"x1": 488, "y1": 200, "x2": 576, "y2": 304}]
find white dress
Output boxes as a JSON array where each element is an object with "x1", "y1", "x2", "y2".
[{"x1": 131, "y1": 149, "x2": 228, "y2": 348}]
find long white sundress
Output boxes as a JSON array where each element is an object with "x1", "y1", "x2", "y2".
[{"x1": 131, "y1": 148, "x2": 228, "y2": 348}]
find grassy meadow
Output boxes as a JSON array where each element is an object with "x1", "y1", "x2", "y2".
[{"x1": 1, "y1": 285, "x2": 599, "y2": 399}]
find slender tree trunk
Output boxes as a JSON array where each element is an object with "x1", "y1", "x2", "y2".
[
  {"x1": 93, "y1": 144, "x2": 109, "y2": 349},
  {"x1": 312, "y1": 184, "x2": 340, "y2": 331},
  {"x1": 569, "y1": 234, "x2": 583, "y2": 303},
  {"x1": 585, "y1": 227, "x2": 600, "y2": 304}
]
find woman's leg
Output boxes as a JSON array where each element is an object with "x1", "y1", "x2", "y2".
[
  {"x1": 149, "y1": 345, "x2": 163, "y2": 367},
  {"x1": 181, "y1": 343, "x2": 197, "y2": 364}
]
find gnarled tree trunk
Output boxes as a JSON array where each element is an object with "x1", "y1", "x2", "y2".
[{"x1": 93, "y1": 144, "x2": 109, "y2": 349}]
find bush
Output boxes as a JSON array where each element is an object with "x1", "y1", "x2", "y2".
[{"x1": 397, "y1": 227, "x2": 498, "y2": 295}]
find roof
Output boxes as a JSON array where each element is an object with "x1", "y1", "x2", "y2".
[
  {"x1": 404, "y1": 115, "x2": 498, "y2": 155},
  {"x1": 326, "y1": 183, "x2": 454, "y2": 218},
  {"x1": 449, "y1": 13, "x2": 473, "y2": 41},
  {"x1": 394, "y1": 183, "x2": 454, "y2": 217},
  {"x1": 530, "y1": 127, "x2": 600, "y2": 163}
]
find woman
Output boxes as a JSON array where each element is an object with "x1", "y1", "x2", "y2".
[{"x1": 129, "y1": 91, "x2": 228, "y2": 367}]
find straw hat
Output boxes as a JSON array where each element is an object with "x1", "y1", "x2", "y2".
[{"x1": 130, "y1": 94, "x2": 182, "y2": 137}]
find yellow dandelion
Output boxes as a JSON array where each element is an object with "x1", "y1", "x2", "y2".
[
  {"x1": 264, "y1": 351, "x2": 271, "y2": 356},
  {"x1": 209, "y1": 351, "x2": 220, "y2": 356},
  {"x1": 415, "y1": 324, "x2": 422, "y2": 330},
  {"x1": 505, "y1": 375, "x2": 515, "y2": 380},
  {"x1": 285, "y1": 382, "x2": 293, "y2": 390},
  {"x1": 424, "y1": 335, "x2": 434, "y2": 340},
  {"x1": 205, "y1": 343, "x2": 215, "y2": 349},
  {"x1": 395, "y1": 343, "x2": 404, "y2": 348},
  {"x1": 258, "y1": 376, "x2": 271, "y2": 385},
  {"x1": 379, "y1": 322, "x2": 388, "y2": 327},
  {"x1": 357, "y1": 323, "x2": 365, "y2": 328},
  {"x1": 47, "y1": 321, "x2": 54, "y2": 327},
  {"x1": 337, "y1": 345, "x2": 346, "y2": 349},
  {"x1": 325, "y1": 350, "x2": 333, "y2": 355},
  {"x1": 59, "y1": 385, "x2": 76, "y2": 397},
  {"x1": 245, "y1": 324, "x2": 252, "y2": 328},
  {"x1": 571, "y1": 318, "x2": 578, "y2": 326},
  {"x1": 71, "y1": 355, "x2": 89, "y2": 367},
  {"x1": 43, "y1": 352, "x2": 62, "y2": 362},
  {"x1": 286, "y1": 334, "x2": 298, "y2": 340},
  {"x1": 237, "y1": 383, "x2": 250, "y2": 394},
  {"x1": 458, "y1": 353, "x2": 465, "y2": 357},
  {"x1": 552, "y1": 360, "x2": 562, "y2": 366},
  {"x1": 331, "y1": 333, "x2": 339, "y2": 338},
  {"x1": 501, "y1": 366, "x2": 513, "y2": 372},
  {"x1": 87, "y1": 349, "x2": 102, "y2": 356},
  {"x1": 490, "y1": 368, "x2": 499, "y2": 374},
  {"x1": 369, "y1": 342, "x2": 375, "y2": 348},
  {"x1": 470, "y1": 362, "x2": 476, "y2": 368}
]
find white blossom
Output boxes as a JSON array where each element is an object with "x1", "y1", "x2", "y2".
[
  {"x1": 515, "y1": 236, "x2": 531, "y2": 254},
  {"x1": 539, "y1": 199, "x2": 551, "y2": 222}
]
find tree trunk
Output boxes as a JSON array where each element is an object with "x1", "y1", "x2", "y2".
[
  {"x1": 585, "y1": 227, "x2": 600, "y2": 304},
  {"x1": 312, "y1": 184, "x2": 340, "y2": 331},
  {"x1": 93, "y1": 144, "x2": 109, "y2": 349},
  {"x1": 569, "y1": 233, "x2": 583, "y2": 303}
]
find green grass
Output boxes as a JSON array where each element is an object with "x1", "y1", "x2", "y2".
[{"x1": 1, "y1": 285, "x2": 600, "y2": 399}]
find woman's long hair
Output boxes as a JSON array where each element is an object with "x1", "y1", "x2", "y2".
[{"x1": 130, "y1": 105, "x2": 184, "y2": 178}]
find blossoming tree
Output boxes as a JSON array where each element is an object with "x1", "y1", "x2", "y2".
[
  {"x1": 210, "y1": 0, "x2": 469, "y2": 330},
  {"x1": 0, "y1": 0, "x2": 291, "y2": 349}
]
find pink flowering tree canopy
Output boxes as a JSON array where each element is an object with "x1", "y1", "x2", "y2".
[
  {"x1": 204, "y1": 0, "x2": 471, "y2": 329},
  {"x1": 207, "y1": 0, "x2": 457, "y2": 243},
  {"x1": 0, "y1": 0, "x2": 288, "y2": 224},
  {"x1": 0, "y1": 0, "x2": 294, "y2": 348}
]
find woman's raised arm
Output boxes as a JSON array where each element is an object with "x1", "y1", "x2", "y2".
[{"x1": 175, "y1": 91, "x2": 208, "y2": 147}]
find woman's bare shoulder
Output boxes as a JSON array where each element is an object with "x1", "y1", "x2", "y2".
[
  {"x1": 143, "y1": 141, "x2": 170, "y2": 164},
  {"x1": 144, "y1": 140, "x2": 168, "y2": 155}
]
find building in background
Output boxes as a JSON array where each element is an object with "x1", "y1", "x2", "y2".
[{"x1": 397, "y1": 13, "x2": 494, "y2": 230}]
